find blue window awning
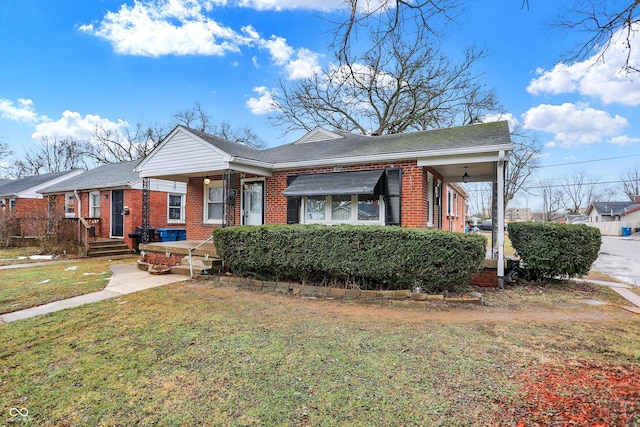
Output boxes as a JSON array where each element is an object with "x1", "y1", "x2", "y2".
[{"x1": 283, "y1": 169, "x2": 385, "y2": 197}]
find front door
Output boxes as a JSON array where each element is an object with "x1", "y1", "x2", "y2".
[
  {"x1": 111, "y1": 190, "x2": 124, "y2": 237},
  {"x1": 243, "y1": 181, "x2": 264, "y2": 225}
]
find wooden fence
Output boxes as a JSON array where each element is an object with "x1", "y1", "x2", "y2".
[{"x1": 587, "y1": 221, "x2": 640, "y2": 236}]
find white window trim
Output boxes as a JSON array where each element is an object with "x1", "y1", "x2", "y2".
[
  {"x1": 64, "y1": 193, "x2": 76, "y2": 218},
  {"x1": 89, "y1": 191, "x2": 101, "y2": 218},
  {"x1": 203, "y1": 180, "x2": 224, "y2": 224},
  {"x1": 427, "y1": 172, "x2": 434, "y2": 227},
  {"x1": 168, "y1": 193, "x2": 186, "y2": 224},
  {"x1": 301, "y1": 194, "x2": 385, "y2": 225}
]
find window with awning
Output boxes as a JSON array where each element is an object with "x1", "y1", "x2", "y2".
[
  {"x1": 284, "y1": 169, "x2": 401, "y2": 226},
  {"x1": 283, "y1": 169, "x2": 385, "y2": 197}
]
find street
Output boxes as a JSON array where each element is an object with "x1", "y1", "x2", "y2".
[{"x1": 592, "y1": 235, "x2": 640, "y2": 288}]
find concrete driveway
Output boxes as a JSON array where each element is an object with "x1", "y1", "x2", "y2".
[{"x1": 592, "y1": 235, "x2": 640, "y2": 288}]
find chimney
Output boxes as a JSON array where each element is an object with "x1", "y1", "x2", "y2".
[{"x1": 635, "y1": 195, "x2": 640, "y2": 204}]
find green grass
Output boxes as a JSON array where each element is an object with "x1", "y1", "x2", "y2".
[
  {"x1": 1, "y1": 283, "x2": 639, "y2": 426},
  {"x1": 0, "y1": 247, "x2": 47, "y2": 266},
  {"x1": 0, "y1": 259, "x2": 129, "y2": 314}
]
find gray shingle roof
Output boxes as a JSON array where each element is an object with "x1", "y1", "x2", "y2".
[
  {"x1": 591, "y1": 201, "x2": 640, "y2": 216},
  {"x1": 0, "y1": 170, "x2": 80, "y2": 197},
  {"x1": 261, "y1": 121, "x2": 511, "y2": 164},
  {"x1": 185, "y1": 127, "x2": 267, "y2": 162},
  {"x1": 39, "y1": 160, "x2": 140, "y2": 194}
]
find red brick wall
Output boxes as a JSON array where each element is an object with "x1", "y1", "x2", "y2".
[
  {"x1": 443, "y1": 184, "x2": 467, "y2": 233},
  {"x1": 72, "y1": 189, "x2": 176, "y2": 248},
  {"x1": 180, "y1": 163, "x2": 472, "y2": 238}
]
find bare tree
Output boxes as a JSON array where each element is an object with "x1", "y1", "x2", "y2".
[
  {"x1": 556, "y1": 1, "x2": 640, "y2": 74},
  {"x1": 538, "y1": 179, "x2": 564, "y2": 222},
  {"x1": 558, "y1": 170, "x2": 615, "y2": 214},
  {"x1": 620, "y1": 164, "x2": 640, "y2": 201},
  {"x1": 174, "y1": 103, "x2": 265, "y2": 149},
  {"x1": 86, "y1": 122, "x2": 167, "y2": 164},
  {"x1": 272, "y1": 27, "x2": 497, "y2": 135},
  {"x1": 503, "y1": 124, "x2": 542, "y2": 210},
  {"x1": 466, "y1": 182, "x2": 492, "y2": 218},
  {"x1": 0, "y1": 139, "x2": 13, "y2": 177},
  {"x1": 173, "y1": 102, "x2": 211, "y2": 132},
  {"x1": 10, "y1": 137, "x2": 89, "y2": 178},
  {"x1": 334, "y1": 0, "x2": 460, "y2": 64}
]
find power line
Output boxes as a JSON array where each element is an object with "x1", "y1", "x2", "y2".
[{"x1": 538, "y1": 154, "x2": 640, "y2": 168}]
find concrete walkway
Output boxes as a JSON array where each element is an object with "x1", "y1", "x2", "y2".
[{"x1": 0, "y1": 263, "x2": 187, "y2": 323}]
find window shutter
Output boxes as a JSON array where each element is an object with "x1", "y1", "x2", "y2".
[
  {"x1": 385, "y1": 168, "x2": 402, "y2": 226},
  {"x1": 286, "y1": 175, "x2": 300, "y2": 224}
]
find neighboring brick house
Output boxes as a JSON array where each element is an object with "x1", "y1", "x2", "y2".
[
  {"x1": 39, "y1": 160, "x2": 186, "y2": 249},
  {"x1": 0, "y1": 170, "x2": 85, "y2": 236},
  {"x1": 136, "y1": 121, "x2": 511, "y2": 246}
]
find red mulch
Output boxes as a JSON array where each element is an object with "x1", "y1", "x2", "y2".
[{"x1": 499, "y1": 360, "x2": 640, "y2": 426}]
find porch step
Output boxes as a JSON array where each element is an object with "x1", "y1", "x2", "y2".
[
  {"x1": 87, "y1": 239, "x2": 133, "y2": 257},
  {"x1": 170, "y1": 256, "x2": 223, "y2": 276}
]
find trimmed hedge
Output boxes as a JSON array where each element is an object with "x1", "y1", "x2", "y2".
[
  {"x1": 508, "y1": 222, "x2": 601, "y2": 281},
  {"x1": 213, "y1": 224, "x2": 486, "y2": 293}
]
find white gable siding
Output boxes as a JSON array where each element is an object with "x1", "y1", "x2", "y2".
[
  {"x1": 130, "y1": 179, "x2": 187, "y2": 194},
  {"x1": 138, "y1": 129, "x2": 230, "y2": 177}
]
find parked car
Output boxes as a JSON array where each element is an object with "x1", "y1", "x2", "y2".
[{"x1": 480, "y1": 220, "x2": 492, "y2": 231}]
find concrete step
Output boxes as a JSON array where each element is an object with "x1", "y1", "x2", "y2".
[{"x1": 170, "y1": 264, "x2": 213, "y2": 276}]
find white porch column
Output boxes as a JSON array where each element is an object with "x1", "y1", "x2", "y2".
[{"x1": 496, "y1": 150, "x2": 505, "y2": 286}]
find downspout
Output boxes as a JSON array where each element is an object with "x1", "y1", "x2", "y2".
[{"x1": 74, "y1": 189, "x2": 82, "y2": 218}]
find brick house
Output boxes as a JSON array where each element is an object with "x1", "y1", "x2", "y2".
[
  {"x1": 0, "y1": 170, "x2": 85, "y2": 237},
  {"x1": 136, "y1": 121, "x2": 512, "y2": 280},
  {"x1": 39, "y1": 160, "x2": 186, "y2": 250}
]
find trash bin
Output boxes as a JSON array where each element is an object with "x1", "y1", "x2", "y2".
[
  {"x1": 157, "y1": 228, "x2": 178, "y2": 242},
  {"x1": 176, "y1": 228, "x2": 186, "y2": 241},
  {"x1": 621, "y1": 226, "x2": 632, "y2": 237}
]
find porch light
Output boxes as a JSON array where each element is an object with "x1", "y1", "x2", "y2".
[
  {"x1": 462, "y1": 166, "x2": 470, "y2": 183},
  {"x1": 204, "y1": 176, "x2": 210, "y2": 185},
  {"x1": 103, "y1": 193, "x2": 109, "y2": 199}
]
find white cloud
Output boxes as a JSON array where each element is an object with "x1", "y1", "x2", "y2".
[
  {"x1": 32, "y1": 111, "x2": 128, "y2": 143},
  {"x1": 609, "y1": 135, "x2": 640, "y2": 146},
  {"x1": 246, "y1": 86, "x2": 279, "y2": 114},
  {"x1": 79, "y1": 0, "x2": 252, "y2": 57},
  {"x1": 285, "y1": 48, "x2": 321, "y2": 79},
  {"x1": 481, "y1": 113, "x2": 519, "y2": 132},
  {"x1": 264, "y1": 36, "x2": 293, "y2": 65},
  {"x1": 261, "y1": 36, "x2": 320, "y2": 79},
  {"x1": 544, "y1": 141, "x2": 557, "y2": 148},
  {"x1": 0, "y1": 98, "x2": 42, "y2": 123},
  {"x1": 80, "y1": 1, "x2": 322, "y2": 80},
  {"x1": 523, "y1": 103, "x2": 628, "y2": 147},
  {"x1": 527, "y1": 25, "x2": 640, "y2": 105}
]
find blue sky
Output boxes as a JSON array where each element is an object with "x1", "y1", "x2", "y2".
[{"x1": 1, "y1": 0, "x2": 639, "y2": 210}]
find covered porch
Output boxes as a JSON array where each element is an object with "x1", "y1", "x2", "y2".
[{"x1": 420, "y1": 149, "x2": 509, "y2": 287}]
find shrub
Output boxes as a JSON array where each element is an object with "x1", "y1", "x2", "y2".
[
  {"x1": 213, "y1": 224, "x2": 486, "y2": 293},
  {"x1": 508, "y1": 222, "x2": 601, "y2": 281}
]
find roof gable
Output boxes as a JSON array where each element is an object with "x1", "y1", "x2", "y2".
[
  {"x1": 293, "y1": 128, "x2": 344, "y2": 145},
  {"x1": 0, "y1": 170, "x2": 85, "y2": 198}
]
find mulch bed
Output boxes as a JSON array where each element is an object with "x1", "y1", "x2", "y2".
[{"x1": 500, "y1": 360, "x2": 640, "y2": 426}]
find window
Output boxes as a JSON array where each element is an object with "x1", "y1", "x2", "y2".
[
  {"x1": 204, "y1": 181, "x2": 224, "y2": 224},
  {"x1": 89, "y1": 192, "x2": 100, "y2": 218},
  {"x1": 427, "y1": 172, "x2": 434, "y2": 226},
  {"x1": 303, "y1": 194, "x2": 384, "y2": 225},
  {"x1": 65, "y1": 193, "x2": 75, "y2": 218},
  {"x1": 447, "y1": 189, "x2": 454, "y2": 217},
  {"x1": 168, "y1": 193, "x2": 185, "y2": 223}
]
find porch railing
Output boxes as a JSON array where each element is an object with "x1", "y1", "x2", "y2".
[{"x1": 188, "y1": 235, "x2": 216, "y2": 279}]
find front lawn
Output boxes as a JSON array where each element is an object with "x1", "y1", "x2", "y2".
[
  {"x1": 0, "y1": 259, "x2": 130, "y2": 314},
  {"x1": 1, "y1": 282, "x2": 639, "y2": 426}
]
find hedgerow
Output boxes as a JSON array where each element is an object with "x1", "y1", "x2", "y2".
[
  {"x1": 508, "y1": 222, "x2": 601, "y2": 281},
  {"x1": 213, "y1": 224, "x2": 486, "y2": 293}
]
